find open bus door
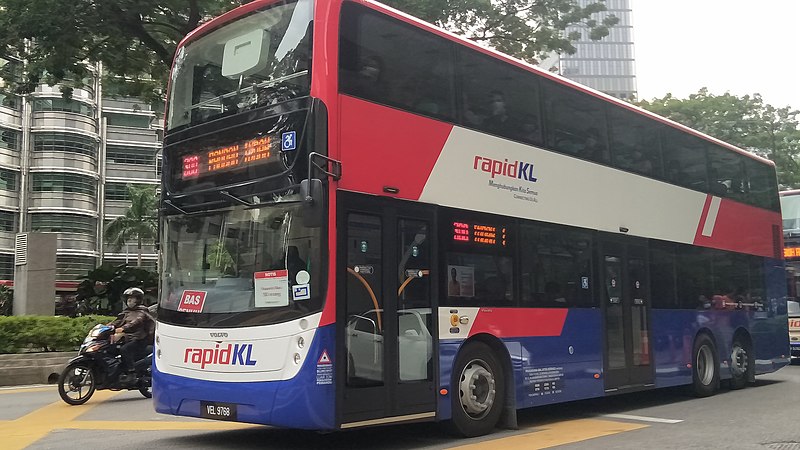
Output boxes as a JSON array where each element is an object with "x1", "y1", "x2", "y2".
[
  {"x1": 600, "y1": 238, "x2": 655, "y2": 392},
  {"x1": 337, "y1": 192, "x2": 438, "y2": 427}
]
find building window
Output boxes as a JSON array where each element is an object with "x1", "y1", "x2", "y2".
[
  {"x1": 0, "y1": 254, "x2": 12, "y2": 280},
  {"x1": 105, "y1": 113, "x2": 152, "y2": 128},
  {"x1": 0, "y1": 128, "x2": 19, "y2": 151},
  {"x1": 0, "y1": 169, "x2": 17, "y2": 191},
  {"x1": 31, "y1": 173, "x2": 96, "y2": 196},
  {"x1": 0, "y1": 211, "x2": 16, "y2": 232},
  {"x1": 105, "y1": 182, "x2": 151, "y2": 201},
  {"x1": 33, "y1": 132, "x2": 97, "y2": 157},
  {"x1": 56, "y1": 256, "x2": 96, "y2": 280},
  {"x1": 32, "y1": 98, "x2": 94, "y2": 116},
  {"x1": 31, "y1": 214, "x2": 96, "y2": 235},
  {"x1": 106, "y1": 145, "x2": 156, "y2": 165}
]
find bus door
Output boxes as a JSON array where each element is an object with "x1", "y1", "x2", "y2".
[
  {"x1": 338, "y1": 192, "x2": 438, "y2": 427},
  {"x1": 600, "y1": 239, "x2": 654, "y2": 391}
]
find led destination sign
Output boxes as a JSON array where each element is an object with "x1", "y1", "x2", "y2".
[
  {"x1": 453, "y1": 221, "x2": 507, "y2": 247},
  {"x1": 181, "y1": 136, "x2": 272, "y2": 179},
  {"x1": 785, "y1": 246, "x2": 800, "y2": 259}
]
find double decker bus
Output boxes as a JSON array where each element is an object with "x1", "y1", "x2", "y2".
[
  {"x1": 154, "y1": 0, "x2": 789, "y2": 436},
  {"x1": 780, "y1": 190, "x2": 800, "y2": 360}
]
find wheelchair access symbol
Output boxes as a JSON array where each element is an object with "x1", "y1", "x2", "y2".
[{"x1": 281, "y1": 131, "x2": 297, "y2": 152}]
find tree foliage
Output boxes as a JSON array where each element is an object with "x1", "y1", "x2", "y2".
[
  {"x1": 105, "y1": 185, "x2": 158, "y2": 267},
  {"x1": 0, "y1": 0, "x2": 616, "y2": 100},
  {"x1": 384, "y1": 0, "x2": 618, "y2": 64},
  {"x1": 0, "y1": 0, "x2": 246, "y2": 100},
  {"x1": 638, "y1": 88, "x2": 800, "y2": 188},
  {"x1": 74, "y1": 264, "x2": 159, "y2": 316}
]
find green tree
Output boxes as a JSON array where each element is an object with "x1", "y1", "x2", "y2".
[
  {"x1": 383, "y1": 0, "x2": 618, "y2": 64},
  {"x1": 0, "y1": 0, "x2": 616, "y2": 100},
  {"x1": 638, "y1": 88, "x2": 800, "y2": 188},
  {"x1": 105, "y1": 185, "x2": 158, "y2": 267}
]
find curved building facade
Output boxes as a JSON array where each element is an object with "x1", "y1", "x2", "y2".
[{"x1": 0, "y1": 69, "x2": 160, "y2": 292}]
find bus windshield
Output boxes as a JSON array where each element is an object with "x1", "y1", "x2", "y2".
[
  {"x1": 781, "y1": 194, "x2": 800, "y2": 232},
  {"x1": 167, "y1": 0, "x2": 313, "y2": 130},
  {"x1": 159, "y1": 201, "x2": 323, "y2": 327}
]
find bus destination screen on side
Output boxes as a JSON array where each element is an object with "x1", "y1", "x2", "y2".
[
  {"x1": 181, "y1": 135, "x2": 274, "y2": 180},
  {"x1": 452, "y1": 221, "x2": 507, "y2": 247}
]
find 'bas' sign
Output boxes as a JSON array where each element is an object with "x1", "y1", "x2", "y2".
[{"x1": 178, "y1": 290, "x2": 207, "y2": 313}]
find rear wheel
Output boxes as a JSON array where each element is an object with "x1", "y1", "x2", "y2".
[
  {"x1": 691, "y1": 334, "x2": 719, "y2": 397},
  {"x1": 447, "y1": 342, "x2": 505, "y2": 437},
  {"x1": 729, "y1": 337, "x2": 752, "y2": 390},
  {"x1": 57, "y1": 362, "x2": 96, "y2": 405}
]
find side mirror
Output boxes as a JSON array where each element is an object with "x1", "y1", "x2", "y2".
[{"x1": 300, "y1": 179, "x2": 325, "y2": 228}]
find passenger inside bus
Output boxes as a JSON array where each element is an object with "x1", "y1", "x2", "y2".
[
  {"x1": 579, "y1": 128, "x2": 609, "y2": 163},
  {"x1": 347, "y1": 54, "x2": 389, "y2": 100},
  {"x1": 630, "y1": 149, "x2": 654, "y2": 175},
  {"x1": 483, "y1": 90, "x2": 514, "y2": 136}
]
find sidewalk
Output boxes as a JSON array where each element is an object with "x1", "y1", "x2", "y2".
[{"x1": 0, "y1": 352, "x2": 73, "y2": 386}]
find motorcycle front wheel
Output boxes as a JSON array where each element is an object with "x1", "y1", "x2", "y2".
[{"x1": 57, "y1": 361, "x2": 96, "y2": 405}]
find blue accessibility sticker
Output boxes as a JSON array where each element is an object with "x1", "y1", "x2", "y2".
[
  {"x1": 281, "y1": 131, "x2": 297, "y2": 152},
  {"x1": 293, "y1": 284, "x2": 310, "y2": 301}
]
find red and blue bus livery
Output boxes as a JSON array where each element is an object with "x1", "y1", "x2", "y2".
[{"x1": 154, "y1": 0, "x2": 789, "y2": 437}]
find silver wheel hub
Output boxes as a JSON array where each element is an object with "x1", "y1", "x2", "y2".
[
  {"x1": 731, "y1": 345, "x2": 748, "y2": 376},
  {"x1": 458, "y1": 359, "x2": 496, "y2": 419},
  {"x1": 697, "y1": 344, "x2": 714, "y2": 385}
]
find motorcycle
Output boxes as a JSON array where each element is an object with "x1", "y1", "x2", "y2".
[{"x1": 57, "y1": 324, "x2": 153, "y2": 405}]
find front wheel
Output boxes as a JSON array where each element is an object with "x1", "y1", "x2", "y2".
[
  {"x1": 139, "y1": 385, "x2": 152, "y2": 398},
  {"x1": 691, "y1": 334, "x2": 719, "y2": 397},
  {"x1": 447, "y1": 342, "x2": 505, "y2": 437},
  {"x1": 57, "y1": 361, "x2": 96, "y2": 405}
]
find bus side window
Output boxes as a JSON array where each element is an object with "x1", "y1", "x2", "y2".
[{"x1": 519, "y1": 224, "x2": 593, "y2": 308}]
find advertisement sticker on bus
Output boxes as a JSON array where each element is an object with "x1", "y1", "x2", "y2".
[
  {"x1": 254, "y1": 270, "x2": 289, "y2": 307},
  {"x1": 177, "y1": 290, "x2": 207, "y2": 313},
  {"x1": 447, "y1": 265, "x2": 475, "y2": 298}
]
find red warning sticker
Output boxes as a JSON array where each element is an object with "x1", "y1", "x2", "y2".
[{"x1": 318, "y1": 349, "x2": 332, "y2": 365}]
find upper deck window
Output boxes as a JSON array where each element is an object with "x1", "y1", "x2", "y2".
[
  {"x1": 339, "y1": 3, "x2": 456, "y2": 122},
  {"x1": 167, "y1": 0, "x2": 313, "y2": 131}
]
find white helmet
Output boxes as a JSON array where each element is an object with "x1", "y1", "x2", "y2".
[{"x1": 123, "y1": 287, "x2": 145, "y2": 304}]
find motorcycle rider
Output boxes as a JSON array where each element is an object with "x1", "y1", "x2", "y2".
[{"x1": 111, "y1": 287, "x2": 154, "y2": 382}]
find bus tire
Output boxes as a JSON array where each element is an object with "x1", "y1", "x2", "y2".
[
  {"x1": 447, "y1": 342, "x2": 505, "y2": 437},
  {"x1": 729, "y1": 337, "x2": 752, "y2": 390},
  {"x1": 692, "y1": 334, "x2": 719, "y2": 397}
]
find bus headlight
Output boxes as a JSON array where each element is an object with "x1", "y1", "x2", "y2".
[
  {"x1": 297, "y1": 337, "x2": 305, "y2": 349},
  {"x1": 293, "y1": 353, "x2": 302, "y2": 365}
]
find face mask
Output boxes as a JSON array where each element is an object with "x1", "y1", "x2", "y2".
[{"x1": 127, "y1": 299, "x2": 138, "y2": 309}]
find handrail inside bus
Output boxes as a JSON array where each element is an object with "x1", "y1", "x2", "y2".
[
  {"x1": 347, "y1": 267, "x2": 382, "y2": 332},
  {"x1": 188, "y1": 70, "x2": 309, "y2": 111},
  {"x1": 397, "y1": 270, "x2": 430, "y2": 296}
]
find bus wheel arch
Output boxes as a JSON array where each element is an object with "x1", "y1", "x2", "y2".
[
  {"x1": 447, "y1": 335, "x2": 515, "y2": 437},
  {"x1": 691, "y1": 331, "x2": 720, "y2": 397},
  {"x1": 729, "y1": 329, "x2": 754, "y2": 389}
]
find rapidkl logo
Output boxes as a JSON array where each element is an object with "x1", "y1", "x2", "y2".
[
  {"x1": 184, "y1": 343, "x2": 257, "y2": 369},
  {"x1": 474, "y1": 155, "x2": 537, "y2": 182}
]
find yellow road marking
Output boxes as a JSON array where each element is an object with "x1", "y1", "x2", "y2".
[
  {"x1": 449, "y1": 418, "x2": 648, "y2": 450},
  {"x1": 0, "y1": 388, "x2": 256, "y2": 450},
  {"x1": 0, "y1": 386, "x2": 54, "y2": 395},
  {"x1": 0, "y1": 390, "x2": 121, "y2": 450}
]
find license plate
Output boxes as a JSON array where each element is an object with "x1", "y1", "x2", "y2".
[{"x1": 200, "y1": 401, "x2": 238, "y2": 421}]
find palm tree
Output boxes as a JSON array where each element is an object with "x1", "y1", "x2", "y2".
[{"x1": 105, "y1": 185, "x2": 158, "y2": 267}]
